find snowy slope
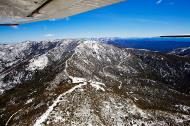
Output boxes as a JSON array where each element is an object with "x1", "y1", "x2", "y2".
[
  {"x1": 0, "y1": 39, "x2": 190, "y2": 126},
  {"x1": 0, "y1": 39, "x2": 79, "y2": 94}
]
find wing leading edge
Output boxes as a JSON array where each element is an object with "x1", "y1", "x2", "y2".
[{"x1": 0, "y1": 0, "x2": 124, "y2": 25}]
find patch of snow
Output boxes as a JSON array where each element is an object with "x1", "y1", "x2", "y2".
[
  {"x1": 25, "y1": 98, "x2": 34, "y2": 104},
  {"x1": 28, "y1": 55, "x2": 48, "y2": 71},
  {"x1": 175, "y1": 104, "x2": 190, "y2": 112},
  {"x1": 139, "y1": 62, "x2": 144, "y2": 70},
  {"x1": 118, "y1": 81, "x2": 122, "y2": 89},
  {"x1": 107, "y1": 57, "x2": 111, "y2": 62},
  {"x1": 54, "y1": 116, "x2": 64, "y2": 123},
  {"x1": 133, "y1": 97, "x2": 139, "y2": 101},
  {"x1": 70, "y1": 77, "x2": 86, "y2": 84},
  {"x1": 90, "y1": 81, "x2": 105, "y2": 91},
  {"x1": 0, "y1": 51, "x2": 6, "y2": 56},
  {"x1": 69, "y1": 77, "x2": 106, "y2": 91},
  {"x1": 0, "y1": 89, "x2": 4, "y2": 95}
]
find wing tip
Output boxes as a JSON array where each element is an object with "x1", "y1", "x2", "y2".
[
  {"x1": 0, "y1": 24, "x2": 19, "y2": 26},
  {"x1": 160, "y1": 35, "x2": 190, "y2": 38}
]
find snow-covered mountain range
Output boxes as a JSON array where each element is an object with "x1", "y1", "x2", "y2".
[
  {"x1": 169, "y1": 47, "x2": 190, "y2": 57},
  {"x1": 0, "y1": 39, "x2": 190, "y2": 126}
]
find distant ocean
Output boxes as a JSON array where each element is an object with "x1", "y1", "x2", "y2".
[{"x1": 106, "y1": 37, "x2": 190, "y2": 52}]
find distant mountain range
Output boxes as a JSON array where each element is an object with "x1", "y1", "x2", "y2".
[
  {"x1": 169, "y1": 47, "x2": 190, "y2": 57},
  {"x1": 0, "y1": 38, "x2": 190, "y2": 126}
]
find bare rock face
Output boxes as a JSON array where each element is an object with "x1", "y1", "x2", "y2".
[{"x1": 0, "y1": 39, "x2": 190, "y2": 126}]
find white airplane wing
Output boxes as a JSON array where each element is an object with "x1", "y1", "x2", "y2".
[{"x1": 0, "y1": 0, "x2": 124, "y2": 25}]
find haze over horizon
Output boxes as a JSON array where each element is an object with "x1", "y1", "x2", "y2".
[{"x1": 0, "y1": 0, "x2": 190, "y2": 43}]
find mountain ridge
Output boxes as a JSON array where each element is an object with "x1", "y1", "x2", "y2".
[{"x1": 0, "y1": 39, "x2": 190, "y2": 126}]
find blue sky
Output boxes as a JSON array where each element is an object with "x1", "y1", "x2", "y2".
[{"x1": 0, "y1": 0, "x2": 190, "y2": 43}]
